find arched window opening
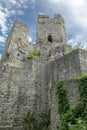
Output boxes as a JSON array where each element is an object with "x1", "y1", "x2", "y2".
[{"x1": 48, "y1": 35, "x2": 52, "y2": 43}]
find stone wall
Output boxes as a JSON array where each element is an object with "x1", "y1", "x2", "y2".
[
  {"x1": 49, "y1": 49, "x2": 87, "y2": 130},
  {"x1": 0, "y1": 59, "x2": 49, "y2": 130},
  {"x1": 79, "y1": 49, "x2": 87, "y2": 74}
]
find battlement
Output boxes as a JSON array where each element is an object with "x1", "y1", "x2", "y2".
[
  {"x1": 54, "y1": 14, "x2": 64, "y2": 23},
  {"x1": 54, "y1": 14, "x2": 63, "y2": 19},
  {"x1": 38, "y1": 14, "x2": 64, "y2": 23},
  {"x1": 38, "y1": 14, "x2": 63, "y2": 19},
  {"x1": 38, "y1": 14, "x2": 49, "y2": 19}
]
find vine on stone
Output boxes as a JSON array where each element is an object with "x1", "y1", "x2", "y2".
[{"x1": 56, "y1": 74, "x2": 87, "y2": 130}]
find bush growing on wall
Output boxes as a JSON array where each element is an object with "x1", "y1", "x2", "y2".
[
  {"x1": 23, "y1": 110, "x2": 51, "y2": 130},
  {"x1": 56, "y1": 74, "x2": 87, "y2": 130},
  {"x1": 27, "y1": 51, "x2": 40, "y2": 59},
  {"x1": 27, "y1": 47, "x2": 40, "y2": 59},
  {"x1": 23, "y1": 111, "x2": 38, "y2": 130},
  {"x1": 56, "y1": 81, "x2": 70, "y2": 118}
]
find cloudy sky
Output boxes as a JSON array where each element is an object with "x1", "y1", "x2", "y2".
[{"x1": 0, "y1": 0, "x2": 87, "y2": 58}]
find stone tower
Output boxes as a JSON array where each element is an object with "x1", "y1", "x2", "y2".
[
  {"x1": 1, "y1": 21, "x2": 29, "y2": 67},
  {"x1": 36, "y1": 14, "x2": 66, "y2": 44}
]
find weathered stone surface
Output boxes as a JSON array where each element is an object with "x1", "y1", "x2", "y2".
[{"x1": 0, "y1": 14, "x2": 87, "y2": 130}]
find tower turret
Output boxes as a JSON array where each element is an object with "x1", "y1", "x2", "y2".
[{"x1": 36, "y1": 14, "x2": 66, "y2": 45}]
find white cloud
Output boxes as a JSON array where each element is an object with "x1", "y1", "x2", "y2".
[
  {"x1": 69, "y1": 0, "x2": 85, "y2": 8},
  {"x1": 29, "y1": 36, "x2": 32, "y2": 43},
  {"x1": 31, "y1": 0, "x2": 36, "y2": 4},
  {"x1": 68, "y1": 34, "x2": 87, "y2": 48},
  {"x1": 8, "y1": 0, "x2": 17, "y2": 5},
  {"x1": 0, "y1": 36, "x2": 6, "y2": 43},
  {"x1": 0, "y1": 0, "x2": 35, "y2": 44},
  {"x1": 0, "y1": 6, "x2": 9, "y2": 35},
  {"x1": 68, "y1": 35, "x2": 83, "y2": 45},
  {"x1": 50, "y1": 0, "x2": 85, "y2": 6},
  {"x1": 17, "y1": 10, "x2": 24, "y2": 15},
  {"x1": 65, "y1": 0, "x2": 87, "y2": 29},
  {"x1": 50, "y1": 0, "x2": 61, "y2": 4}
]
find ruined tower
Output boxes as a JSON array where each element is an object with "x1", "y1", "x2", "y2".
[
  {"x1": 1, "y1": 21, "x2": 29, "y2": 67},
  {"x1": 36, "y1": 14, "x2": 66, "y2": 44}
]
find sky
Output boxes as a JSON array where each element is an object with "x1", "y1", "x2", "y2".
[{"x1": 0, "y1": 0, "x2": 87, "y2": 58}]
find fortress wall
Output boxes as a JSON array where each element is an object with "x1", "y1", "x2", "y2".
[
  {"x1": 0, "y1": 59, "x2": 49, "y2": 130},
  {"x1": 1, "y1": 49, "x2": 87, "y2": 130},
  {"x1": 79, "y1": 49, "x2": 87, "y2": 74},
  {"x1": 0, "y1": 67, "x2": 22, "y2": 128},
  {"x1": 50, "y1": 49, "x2": 81, "y2": 81},
  {"x1": 49, "y1": 49, "x2": 87, "y2": 130}
]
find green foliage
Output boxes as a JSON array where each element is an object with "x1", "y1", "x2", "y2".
[
  {"x1": 56, "y1": 81, "x2": 70, "y2": 118},
  {"x1": 68, "y1": 118, "x2": 87, "y2": 130},
  {"x1": 8, "y1": 128, "x2": 13, "y2": 130},
  {"x1": 39, "y1": 20, "x2": 46, "y2": 24},
  {"x1": 76, "y1": 74, "x2": 87, "y2": 104},
  {"x1": 44, "y1": 58, "x2": 49, "y2": 61},
  {"x1": 23, "y1": 111, "x2": 38, "y2": 130},
  {"x1": 27, "y1": 51, "x2": 40, "y2": 59},
  {"x1": 23, "y1": 110, "x2": 50, "y2": 130},
  {"x1": 58, "y1": 74, "x2": 87, "y2": 130},
  {"x1": 38, "y1": 110, "x2": 51, "y2": 130},
  {"x1": 60, "y1": 103, "x2": 87, "y2": 130}
]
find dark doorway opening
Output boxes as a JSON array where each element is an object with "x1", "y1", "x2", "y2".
[{"x1": 48, "y1": 35, "x2": 52, "y2": 43}]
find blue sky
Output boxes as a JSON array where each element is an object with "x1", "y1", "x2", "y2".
[{"x1": 0, "y1": 0, "x2": 87, "y2": 58}]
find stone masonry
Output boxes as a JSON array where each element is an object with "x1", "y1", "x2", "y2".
[{"x1": 0, "y1": 14, "x2": 87, "y2": 130}]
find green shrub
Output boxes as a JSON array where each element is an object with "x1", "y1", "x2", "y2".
[
  {"x1": 58, "y1": 74, "x2": 87, "y2": 130},
  {"x1": 60, "y1": 103, "x2": 87, "y2": 130},
  {"x1": 23, "y1": 111, "x2": 38, "y2": 130},
  {"x1": 56, "y1": 81, "x2": 70, "y2": 118},
  {"x1": 39, "y1": 20, "x2": 46, "y2": 24},
  {"x1": 44, "y1": 58, "x2": 49, "y2": 61},
  {"x1": 68, "y1": 118, "x2": 87, "y2": 130},
  {"x1": 23, "y1": 110, "x2": 50, "y2": 130},
  {"x1": 8, "y1": 128, "x2": 13, "y2": 130},
  {"x1": 27, "y1": 51, "x2": 40, "y2": 59},
  {"x1": 76, "y1": 74, "x2": 87, "y2": 105}
]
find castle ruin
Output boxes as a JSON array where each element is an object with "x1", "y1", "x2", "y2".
[{"x1": 0, "y1": 14, "x2": 87, "y2": 130}]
